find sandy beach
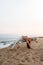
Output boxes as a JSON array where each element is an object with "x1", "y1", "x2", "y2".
[{"x1": 0, "y1": 38, "x2": 43, "y2": 65}]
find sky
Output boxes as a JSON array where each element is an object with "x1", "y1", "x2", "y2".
[{"x1": 0, "y1": 0, "x2": 43, "y2": 36}]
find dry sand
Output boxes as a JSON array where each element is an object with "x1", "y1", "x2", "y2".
[{"x1": 0, "y1": 38, "x2": 43, "y2": 65}]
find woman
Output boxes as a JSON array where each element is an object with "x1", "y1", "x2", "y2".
[{"x1": 22, "y1": 36, "x2": 33, "y2": 49}]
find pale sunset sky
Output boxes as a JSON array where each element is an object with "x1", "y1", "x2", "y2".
[{"x1": 0, "y1": 0, "x2": 43, "y2": 36}]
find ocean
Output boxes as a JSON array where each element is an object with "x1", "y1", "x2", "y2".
[{"x1": 0, "y1": 34, "x2": 20, "y2": 49}]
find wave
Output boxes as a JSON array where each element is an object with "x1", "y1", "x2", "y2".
[{"x1": 0, "y1": 38, "x2": 23, "y2": 49}]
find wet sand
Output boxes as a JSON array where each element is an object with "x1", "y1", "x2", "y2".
[{"x1": 0, "y1": 38, "x2": 43, "y2": 65}]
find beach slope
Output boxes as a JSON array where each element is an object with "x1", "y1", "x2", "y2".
[{"x1": 0, "y1": 38, "x2": 43, "y2": 65}]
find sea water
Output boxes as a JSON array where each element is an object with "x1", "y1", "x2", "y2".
[
  {"x1": 0, "y1": 38, "x2": 15, "y2": 48},
  {"x1": 0, "y1": 34, "x2": 23, "y2": 49}
]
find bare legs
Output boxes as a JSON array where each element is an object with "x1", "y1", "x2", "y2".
[
  {"x1": 26, "y1": 40, "x2": 31, "y2": 49},
  {"x1": 22, "y1": 36, "x2": 32, "y2": 49}
]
